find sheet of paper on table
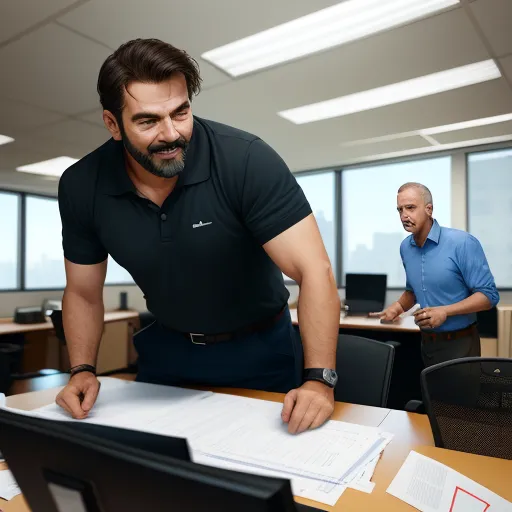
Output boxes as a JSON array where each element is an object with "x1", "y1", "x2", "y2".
[
  {"x1": 0, "y1": 469, "x2": 21, "y2": 501},
  {"x1": 1, "y1": 378, "x2": 393, "y2": 507},
  {"x1": 387, "y1": 451, "x2": 512, "y2": 512}
]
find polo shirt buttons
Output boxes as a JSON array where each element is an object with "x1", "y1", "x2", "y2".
[{"x1": 160, "y1": 213, "x2": 167, "y2": 221}]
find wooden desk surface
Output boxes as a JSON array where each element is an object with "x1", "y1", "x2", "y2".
[
  {"x1": 289, "y1": 308, "x2": 420, "y2": 333},
  {"x1": 3, "y1": 381, "x2": 512, "y2": 511},
  {"x1": 0, "y1": 310, "x2": 139, "y2": 336}
]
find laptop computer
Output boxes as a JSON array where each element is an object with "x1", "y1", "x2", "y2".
[
  {"x1": 0, "y1": 409, "x2": 324, "y2": 512},
  {"x1": 344, "y1": 273, "x2": 387, "y2": 316}
]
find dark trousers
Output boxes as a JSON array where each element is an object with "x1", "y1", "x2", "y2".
[
  {"x1": 133, "y1": 306, "x2": 303, "y2": 393},
  {"x1": 421, "y1": 325, "x2": 481, "y2": 367}
]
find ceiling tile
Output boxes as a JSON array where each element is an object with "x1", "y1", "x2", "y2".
[
  {"x1": 57, "y1": 0, "x2": 341, "y2": 89},
  {"x1": 433, "y1": 120, "x2": 512, "y2": 144},
  {"x1": 0, "y1": 0, "x2": 78, "y2": 45},
  {"x1": 0, "y1": 98, "x2": 65, "y2": 135},
  {"x1": 0, "y1": 23, "x2": 111, "y2": 115},
  {"x1": 0, "y1": 169, "x2": 58, "y2": 195},
  {"x1": 27, "y1": 119, "x2": 110, "y2": 153},
  {"x1": 0, "y1": 140, "x2": 62, "y2": 172},
  {"x1": 500, "y1": 55, "x2": 512, "y2": 83},
  {"x1": 470, "y1": 0, "x2": 512, "y2": 57},
  {"x1": 78, "y1": 109, "x2": 104, "y2": 127},
  {"x1": 193, "y1": 8, "x2": 490, "y2": 128}
]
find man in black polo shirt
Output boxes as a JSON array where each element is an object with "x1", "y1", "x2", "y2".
[{"x1": 55, "y1": 39, "x2": 341, "y2": 434}]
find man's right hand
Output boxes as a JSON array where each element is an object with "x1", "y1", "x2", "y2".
[
  {"x1": 369, "y1": 301, "x2": 404, "y2": 322},
  {"x1": 56, "y1": 372, "x2": 100, "y2": 419}
]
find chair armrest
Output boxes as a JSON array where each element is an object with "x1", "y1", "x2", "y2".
[
  {"x1": 405, "y1": 399, "x2": 425, "y2": 414},
  {"x1": 385, "y1": 341, "x2": 401, "y2": 349}
]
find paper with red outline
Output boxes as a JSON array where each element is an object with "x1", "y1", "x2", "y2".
[{"x1": 449, "y1": 486, "x2": 491, "y2": 512}]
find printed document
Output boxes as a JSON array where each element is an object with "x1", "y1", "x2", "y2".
[{"x1": 387, "y1": 451, "x2": 512, "y2": 511}]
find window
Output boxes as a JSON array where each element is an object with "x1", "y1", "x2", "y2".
[
  {"x1": 25, "y1": 196, "x2": 66, "y2": 289},
  {"x1": 25, "y1": 195, "x2": 134, "y2": 289},
  {"x1": 290, "y1": 172, "x2": 337, "y2": 279},
  {"x1": 468, "y1": 148, "x2": 512, "y2": 288},
  {"x1": 342, "y1": 157, "x2": 451, "y2": 288},
  {"x1": 0, "y1": 192, "x2": 20, "y2": 290}
]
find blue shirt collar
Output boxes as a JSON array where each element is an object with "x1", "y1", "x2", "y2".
[{"x1": 410, "y1": 219, "x2": 440, "y2": 246}]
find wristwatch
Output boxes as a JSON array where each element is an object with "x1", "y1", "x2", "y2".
[{"x1": 303, "y1": 368, "x2": 338, "y2": 388}]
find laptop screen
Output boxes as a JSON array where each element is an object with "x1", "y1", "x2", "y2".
[{"x1": 345, "y1": 273, "x2": 387, "y2": 311}]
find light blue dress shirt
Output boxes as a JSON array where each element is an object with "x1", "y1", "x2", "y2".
[{"x1": 400, "y1": 219, "x2": 499, "y2": 332}]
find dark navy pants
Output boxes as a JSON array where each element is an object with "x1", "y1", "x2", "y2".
[{"x1": 134, "y1": 307, "x2": 303, "y2": 393}]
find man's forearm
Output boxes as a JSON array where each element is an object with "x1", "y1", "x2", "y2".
[
  {"x1": 62, "y1": 288, "x2": 105, "y2": 367},
  {"x1": 297, "y1": 269, "x2": 340, "y2": 369},
  {"x1": 397, "y1": 290, "x2": 416, "y2": 311},
  {"x1": 444, "y1": 292, "x2": 491, "y2": 317}
]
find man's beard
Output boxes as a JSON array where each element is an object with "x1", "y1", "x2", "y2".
[{"x1": 120, "y1": 124, "x2": 188, "y2": 179}]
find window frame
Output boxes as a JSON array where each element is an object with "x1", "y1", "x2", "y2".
[
  {"x1": 0, "y1": 189, "x2": 22, "y2": 292},
  {"x1": 0, "y1": 188, "x2": 137, "y2": 293},
  {"x1": 3, "y1": 137, "x2": 512, "y2": 293},
  {"x1": 465, "y1": 146, "x2": 512, "y2": 292}
]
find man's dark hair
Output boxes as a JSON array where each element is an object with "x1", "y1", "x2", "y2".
[{"x1": 97, "y1": 38, "x2": 202, "y2": 120}]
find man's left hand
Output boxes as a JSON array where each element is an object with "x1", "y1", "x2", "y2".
[
  {"x1": 414, "y1": 306, "x2": 448, "y2": 329},
  {"x1": 281, "y1": 380, "x2": 335, "y2": 434}
]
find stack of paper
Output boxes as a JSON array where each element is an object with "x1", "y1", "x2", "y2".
[
  {"x1": 387, "y1": 451, "x2": 512, "y2": 511},
  {"x1": 1, "y1": 378, "x2": 393, "y2": 506}
]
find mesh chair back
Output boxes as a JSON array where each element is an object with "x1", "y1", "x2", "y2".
[
  {"x1": 421, "y1": 357, "x2": 512, "y2": 459},
  {"x1": 335, "y1": 334, "x2": 395, "y2": 407}
]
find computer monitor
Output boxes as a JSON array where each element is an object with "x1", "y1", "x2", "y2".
[
  {"x1": 0, "y1": 409, "x2": 323, "y2": 512},
  {"x1": 345, "y1": 273, "x2": 387, "y2": 315}
]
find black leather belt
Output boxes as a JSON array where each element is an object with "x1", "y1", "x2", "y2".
[
  {"x1": 181, "y1": 307, "x2": 286, "y2": 345},
  {"x1": 421, "y1": 322, "x2": 477, "y2": 343}
]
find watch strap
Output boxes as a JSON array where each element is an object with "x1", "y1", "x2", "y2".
[
  {"x1": 303, "y1": 368, "x2": 338, "y2": 388},
  {"x1": 70, "y1": 364, "x2": 97, "y2": 378}
]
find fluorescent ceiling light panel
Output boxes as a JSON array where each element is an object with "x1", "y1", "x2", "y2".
[
  {"x1": 202, "y1": 0, "x2": 459, "y2": 77},
  {"x1": 279, "y1": 59, "x2": 501, "y2": 124},
  {"x1": 420, "y1": 112, "x2": 512, "y2": 135},
  {"x1": 16, "y1": 156, "x2": 78, "y2": 177},
  {"x1": 341, "y1": 112, "x2": 512, "y2": 146},
  {"x1": 0, "y1": 134, "x2": 14, "y2": 146}
]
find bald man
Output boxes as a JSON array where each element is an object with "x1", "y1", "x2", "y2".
[{"x1": 371, "y1": 182, "x2": 499, "y2": 367}]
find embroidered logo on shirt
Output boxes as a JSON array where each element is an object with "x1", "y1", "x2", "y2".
[{"x1": 192, "y1": 221, "x2": 212, "y2": 229}]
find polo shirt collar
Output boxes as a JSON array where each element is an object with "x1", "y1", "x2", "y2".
[
  {"x1": 101, "y1": 116, "x2": 210, "y2": 196},
  {"x1": 410, "y1": 219, "x2": 440, "y2": 246}
]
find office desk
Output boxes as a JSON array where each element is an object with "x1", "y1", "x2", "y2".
[
  {"x1": 0, "y1": 311, "x2": 140, "y2": 376},
  {"x1": 0, "y1": 311, "x2": 139, "y2": 336},
  {"x1": 290, "y1": 308, "x2": 419, "y2": 333},
  {"x1": 3, "y1": 379, "x2": 510, "y2": 511}
]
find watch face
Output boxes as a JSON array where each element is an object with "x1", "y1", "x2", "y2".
[{"x1": 322, "y1": 369, "x2": 338, "y2": 385}]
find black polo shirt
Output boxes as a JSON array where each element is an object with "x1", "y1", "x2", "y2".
[{"x1": 58, "y1": 116, "x2": 311, "y2": 334}]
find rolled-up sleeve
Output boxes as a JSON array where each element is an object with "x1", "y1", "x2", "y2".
[{"x1": 459, "y1": 235, "x2": 500, "y2": 306}]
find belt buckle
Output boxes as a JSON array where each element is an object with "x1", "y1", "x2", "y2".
[{"x1": 190, "y1": 333, "x2": 206, "y2": 345}]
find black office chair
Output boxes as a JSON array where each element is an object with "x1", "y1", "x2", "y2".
[
  {"x1": 476, "y1": 307, "x2": 498, "y2": 338},
  {"x1": 420, "y1": 357, "x2": 512, "y2": 459},
  {"x1": 335, "y1": 334, "x2": 396, "y2": 407}
]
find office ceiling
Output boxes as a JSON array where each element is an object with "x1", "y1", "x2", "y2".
[{"x1": 0, "y1": 0, "x2": 511, "y2": 194}]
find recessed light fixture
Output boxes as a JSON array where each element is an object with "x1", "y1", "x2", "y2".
[
  {"x1": 0, "y1": 134, "x2": 14, "y2": 146},
  {"x1": 420, "y1": 112, "x2": 512, "y2": 135},
  {"x1": 279, "y1": 60, "x2": 501, "y2": 124},
  {"x1": 16, "y1": 156, "x2": 79, "y2": 177},
  {"x1": 341, "y1": 112, "x2": 512, "y2": 147},
  {"x1": 202, "y1": 0, "x2": 460, "y2": 77},
  {"x1": 343, "y1": 135, "x2": 512, "y2": 165}
]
